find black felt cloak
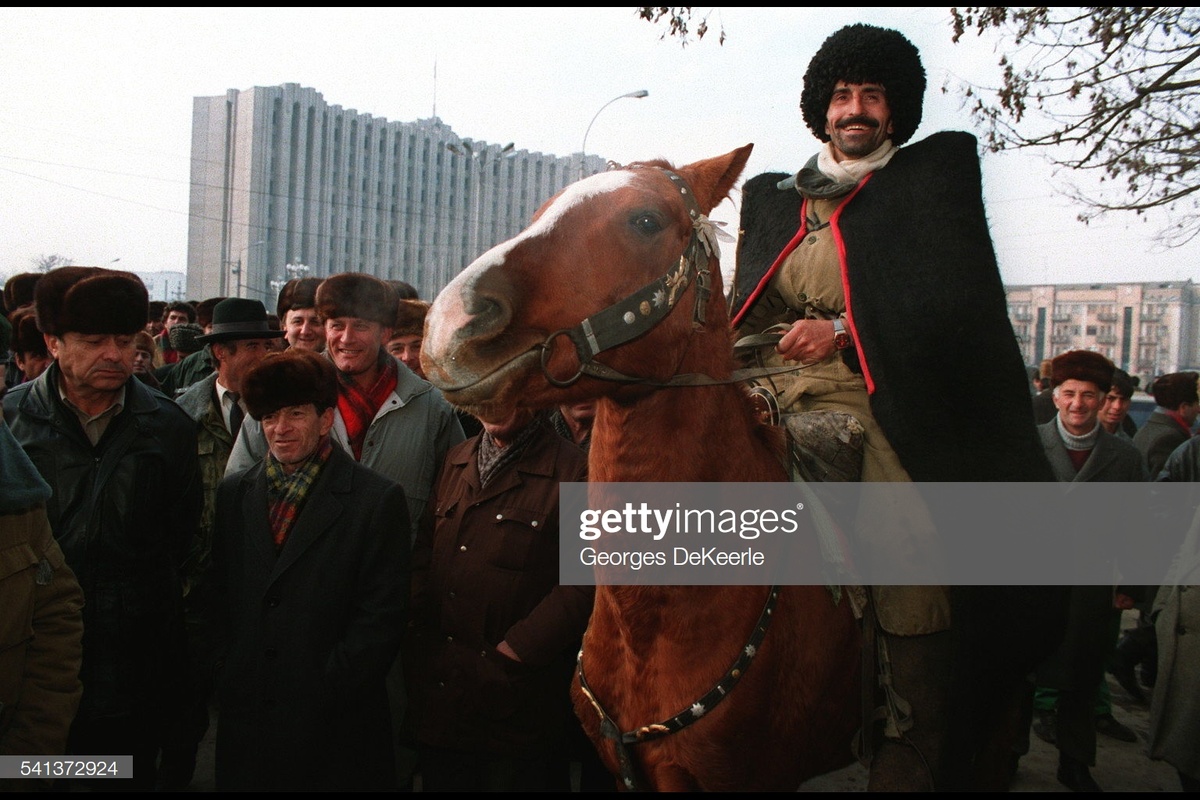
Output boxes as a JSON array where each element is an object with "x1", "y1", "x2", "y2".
[{"x1": 731, "y1": 131, "x2": 1054, "y2": 484}]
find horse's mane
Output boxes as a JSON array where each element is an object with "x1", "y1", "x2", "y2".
[{"x1": 614, "y1": 157, "x2": 674, "y2": 172}]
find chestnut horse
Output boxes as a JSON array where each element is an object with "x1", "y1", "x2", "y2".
[{"x1": 422, "y1": 144, "x2": 862, "y2": 791}]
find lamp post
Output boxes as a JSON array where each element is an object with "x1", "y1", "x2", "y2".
[
  {"x1": 446, "y1": 141, "x2": 516, "y2": 263},
  {"x1": 581, "y1": 90, "x2": 649, "y2": 178},
  {"x1": 226, "y1": 240, "x2": 264, "y2": 299}
]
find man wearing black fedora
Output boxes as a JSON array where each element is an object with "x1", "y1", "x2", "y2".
[
  {"x1": 3, "y1": 266, "x2": 202, "y2": 790},
  {"x1": 163, "y1": 297, "x2": 286, "y2": 789}
]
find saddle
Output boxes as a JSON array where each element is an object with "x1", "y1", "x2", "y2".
[{"x1": 734, "y1": 326, "x2": 865, "y2": 484}]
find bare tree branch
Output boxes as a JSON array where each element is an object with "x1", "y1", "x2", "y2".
[{"x1": 950, "y1": 7, "x2": 1200, "y2": 245}]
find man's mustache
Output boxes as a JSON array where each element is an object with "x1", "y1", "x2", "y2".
[{"x1": 837, "y1": 116, "x2": 879, "y2": 129}]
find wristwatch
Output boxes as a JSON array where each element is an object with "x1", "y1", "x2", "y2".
[{"x1": 832, "y1": 318, "x2": 851, "y2": 350}]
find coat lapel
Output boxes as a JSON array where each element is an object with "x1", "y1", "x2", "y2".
[
  {"x1": 241, "y1": 467, "x2": 277, "y2": 569},
  {"x1": 1039, "y1": 423, "x2": 1078, "y2": 483},
  {"x1": 267, "y1": 449, "x2": 351, "y2": 583},
  {"x1": 1075, "y1": 430, "x2": 1118, "y2": 483}
]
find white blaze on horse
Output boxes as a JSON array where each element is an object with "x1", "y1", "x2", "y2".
[{"x1": 423, "y1": 145, "x2": 863, "y2": 791}]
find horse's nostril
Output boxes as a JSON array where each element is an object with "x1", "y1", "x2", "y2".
[{"x1": 461, "y1": 291, "x2": 511, "y2": 337}]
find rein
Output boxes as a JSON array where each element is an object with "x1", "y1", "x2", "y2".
[
  {"x1": 576, "y1": 586, "x2": 782, "y2": 791},
  {"x1": 539, "y1": 167, "x2": 800, "y2": 389}
]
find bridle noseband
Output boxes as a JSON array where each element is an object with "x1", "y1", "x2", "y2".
[
  {"x1": 537, "y1": 167, "x2": 805, "y2": 390},
  {"x1": 538, "y1": 167, "x2": 721, "y2": 388}
]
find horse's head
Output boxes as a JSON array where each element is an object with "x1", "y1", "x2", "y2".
[{"x1": 424, "y1": 144, "x2": 754, "y2": 418}]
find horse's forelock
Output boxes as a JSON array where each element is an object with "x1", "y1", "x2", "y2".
[{"x1": 527, "y1": 170, "x2": 641, "y2": 234}]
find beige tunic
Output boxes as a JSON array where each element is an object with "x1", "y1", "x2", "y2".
[{"x1": 752, "y1": 196, "x2": 950, "y2": 634}]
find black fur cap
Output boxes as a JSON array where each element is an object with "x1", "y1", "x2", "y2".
[
  {"x1": 801, "y1": 24, "x2": 926, "y2": 147},
  {"x1": 3, "y1": 272, "x2": 41, "y2": 313}
]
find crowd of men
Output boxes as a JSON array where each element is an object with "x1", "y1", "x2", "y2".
[
  {"x1": 1, "y1": 18, "x2": 1197, "y2": 795},
  {"x1": 0, "y1": 267, "x2": 602, "y2": 792}
]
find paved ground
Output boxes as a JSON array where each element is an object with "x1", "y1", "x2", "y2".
[
  {"x1": 799, "y1": 670, "x2": 1180, "y2": 792},
  {"x1": 187, "y1": 613, "x2": 1183, "y2": 792}
]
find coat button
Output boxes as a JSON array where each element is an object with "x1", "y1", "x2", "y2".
[
  {"x1": 448, "y1": 591, "x2": 456, "y2": 599},
  {"x1": 265, "y1": 596, "x2": 280, "y2": 607},
  {"x1": 1178, "y1": 623, "x2": 1187, "y2": 635},
  {"x1": 495, "y1": 514, "x2": 503, "y2": 520},
  {"x1": 446, "y1": 635, "x2": 453, "y2": 643},
  {"x1": 459, "y1": 545, "x2": 467, "y2": 552},
  {"x1": 531, "y1": 520, "x2": 538, "y2": 527}
]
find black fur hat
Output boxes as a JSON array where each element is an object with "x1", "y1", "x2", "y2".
[
  {"x1": 1051, "y1": 350, "x2": 1115, "y2": 393},
  {"x1": 316, "y1": 273, "x2": 398, "y2": 328},
  {"x1": 801, "y1": 24, "x2": 926, "y2": 147},
  {"x1": 242, "y1": 348, "x2": 338, "y2": 421},
  {"x1": 276, "y1": 277, "x2": 324, "y2": 318},
  {"x1": 10, "y1": 307, "x2": 48, "y2": 357},
  {"x1": 34, "y1": 266, "x2": 148, "y2": 337},
  {"x1": 3, "y1": 272, "x2": 41, "y2": 313}
]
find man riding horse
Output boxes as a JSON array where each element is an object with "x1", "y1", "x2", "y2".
[{"x1": 730, "y1": 23, "x2": 1060, "y2": 791}]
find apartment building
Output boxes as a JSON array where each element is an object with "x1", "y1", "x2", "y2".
[{"x1": 1006, "y1": 281, "x2": 1200, "y2": 382}]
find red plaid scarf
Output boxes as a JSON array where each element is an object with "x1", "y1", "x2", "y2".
[
  {"x1": 336, "y1": 352, "x2": 398, "y2": 460},
  {"x1": 266, "y1": 435, "x2": 334, "y2": 551}
]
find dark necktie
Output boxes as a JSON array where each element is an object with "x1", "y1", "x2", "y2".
[{"x1": 228, "y1": 392, "x2": 244, "y2": 439}]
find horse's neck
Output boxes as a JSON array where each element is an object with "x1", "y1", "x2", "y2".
[{"x1": 588, "y1": 329, "x2": 786, "y2": 484}]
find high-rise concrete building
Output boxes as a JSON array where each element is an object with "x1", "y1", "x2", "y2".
[
  {"x1": 1005, "y1": 280, "x2": 1200, "y2": 382},
  {"x1": 187, "y1": 83, "x2": 605, "y2": 303}
]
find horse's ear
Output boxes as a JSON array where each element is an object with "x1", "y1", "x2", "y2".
[{"x1": 685, "y1": 144, "x2": 754, "y2": 214}]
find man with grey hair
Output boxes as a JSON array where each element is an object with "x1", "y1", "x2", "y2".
[{"x1": 3, "y1": 266, "x2": 202, "y2": 791}]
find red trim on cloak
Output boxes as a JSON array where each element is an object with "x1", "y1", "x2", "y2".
[{"x1": 729, "y1": 171, "x2": 879, "y2": 395}]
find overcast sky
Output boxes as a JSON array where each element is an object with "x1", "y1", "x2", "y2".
[{"x1": 2, "y1": 6, "x2": 1195, "y2": 290}]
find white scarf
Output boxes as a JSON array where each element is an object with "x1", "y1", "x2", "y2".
[{"x1": 816, "y1": 140, "x2": 898, "y2": 184}]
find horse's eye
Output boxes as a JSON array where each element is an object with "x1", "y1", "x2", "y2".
[{"x1": 631, "y1": 213, "x2": 664, "y2": 236}]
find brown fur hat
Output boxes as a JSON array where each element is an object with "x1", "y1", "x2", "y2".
[
  {"x1": 34, "y1": 266, "x2": 148, "y2": 337},
  {"x1": 316, "y1": 273, "x2": 397, "y2": 327},
  {"x1": 4, "y1": 272, "x2": 41, "y2": 313},
  {"x1": 1050, "y1": 350, "x2": 1114, "y2": 392},
  {"x1": 242, "y1": 348, "x2": 338, "y2": 421},
  {"x1": 1149, "y1": 371, "x2": 1200, "y2": 410},
  {"x1": 392, "y1": 299, "x2": 430, "y2": 337},
  {"x1": 10, "y1": 307, "x2": 48, "y2": 357},
  {"x1": 276, "y1": 277, "x2": 324, "y2": 318}
]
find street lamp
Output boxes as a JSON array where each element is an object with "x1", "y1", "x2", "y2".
[
  {"x1": 445, "y1": 141, "x2": 516, "y2": 263},
  {"x1": 226, "y1": 240, "x2": 264, "y2": 299},
  {"x1": 581, "y1": 90, "x2": 649, "y2": 178}
]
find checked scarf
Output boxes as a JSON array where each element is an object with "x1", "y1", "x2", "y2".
[
  {"x1": 265, "y1": 435, "x2": 335, "y2": 551},
  {"x1": 337, "y1": 351, "x2": 398, "y2": 460}
]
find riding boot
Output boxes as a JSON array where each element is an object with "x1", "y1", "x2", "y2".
[{"x1": 866, "y1": 630, "x2": 953, "y2": 792}]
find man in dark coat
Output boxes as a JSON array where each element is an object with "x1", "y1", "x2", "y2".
[
  {"x1": 1134, "y1": 371, "x2": 1199, "y2": 477},
  {"x1": 728, "y1": 23, "x2": 1060, "y2": 791},
  {"x1": 3, "y1": 266, "x2": 202, "y2": 791},
  {"x1": 407, "y1": 408, "x2": 591, "y2": 791},
  {"x1": 210, "y1": 348, "x2": 409, "y2": 791},
  {"x1": 1032, "y1": 349, "x2": 1148, "y2": 791},
  {"x1": 161, "y1": 298, "x2": 284, "y2": 790}
]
